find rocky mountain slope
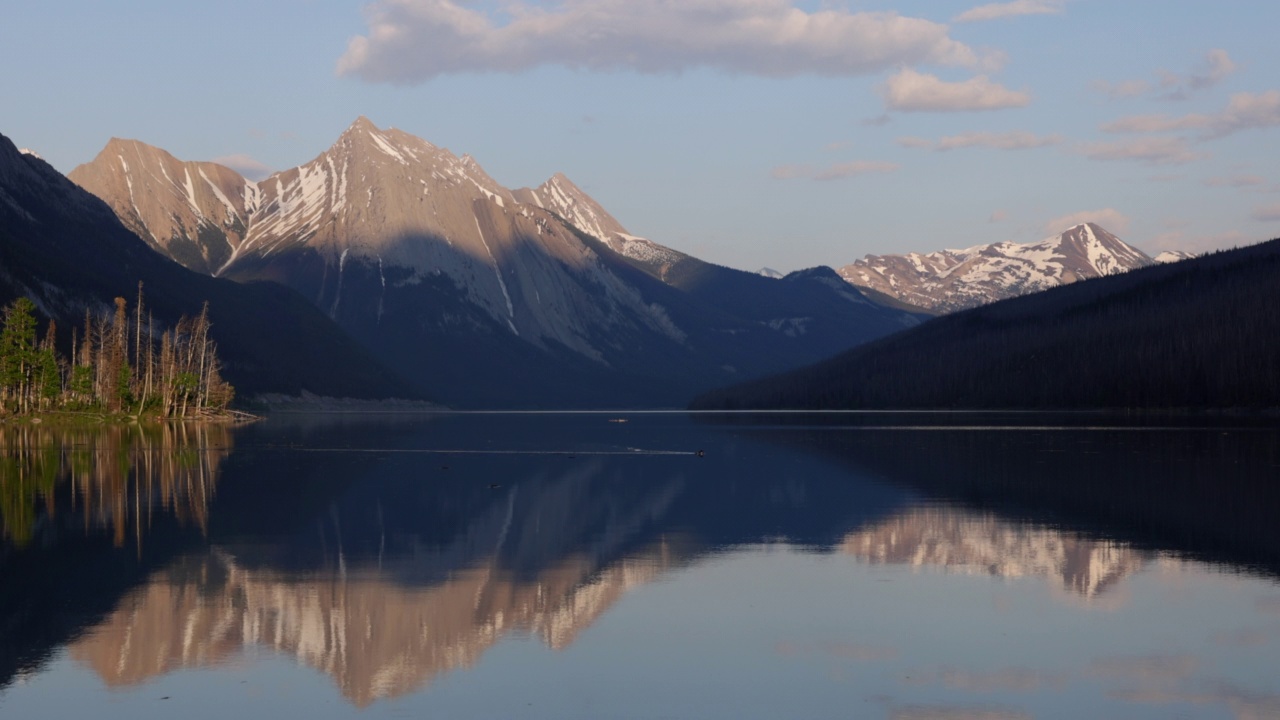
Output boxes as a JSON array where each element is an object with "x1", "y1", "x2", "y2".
[
  {"x1": 0, "y1": 131, "x2": 414, "y2": 399},
  {"x1": 838, "y1": 223, "x2": 1153, "y2": 313},
  {"x1": 73, "y1": 118, "x2": 922, "y2": 408}
]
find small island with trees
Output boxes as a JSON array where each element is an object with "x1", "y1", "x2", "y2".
[{"x1": 0, "y1": 285, "x2": 239, "y2": 421}]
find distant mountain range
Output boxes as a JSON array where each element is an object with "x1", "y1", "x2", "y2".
[
  {"x1": 693, "y1": 237, "x2": 1280, "y2": 410},
  {"x1": 837, "y1": 223, "x2": 1157, "y2": 313},
  {"x1": 70, "y1": 117, "x2": 923, "y2": 408}
]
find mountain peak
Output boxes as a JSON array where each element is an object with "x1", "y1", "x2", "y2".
[
  {"x1": 347, "y1": 115, "x2": 379, "y2": 133},
  {"x1": 839, "y1": 224, "x2": 1153, "y2": 313}
]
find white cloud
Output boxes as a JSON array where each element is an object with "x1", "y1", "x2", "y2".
[
  {"x1": 337, "y1": 0, "x2": 990, "y2": 83},
  {"x1": 1076, "y1": 136, "x2": 1206, "y2": 165},
  {"x1": 1158, "y1": 49, "x2": 1238, "y2": 100},
  {"x1": 1211, "y1": 90, "x2": 1280, "y2": 136},
  {"x1": 1101, "y1": 114, "x2": 1209, "y2": 134},
  {"x1": 881, "y1": 69, "x2": 1030, "y2": 112},
  {"x1": 1103, "y1": 90, "x2": 1280, "y2": 138},
  {"x1": 989, "y1": 209, "x2": 1008, "y2": 223},
  {"x1": 212, "y1": 153, "x2": 273, "y2": 181},
  {"x1": 1044, "y1": 208, "x2": 1130, "y2": 235},
  {"x1": 1094, "y1": 50, "x2": 1238, "y2": 102},
  {"x1": 771, "y1": 160, "x2": 898, "y2": 181},
  {"x1": 937, "y1": 131, "x2": 1061, "y2": 151},
  {"x1": 1253, "y1": 201, "x2": 1280, "y2": 222},
  {"x1": 954, "y1": 0, "x2": 1066, "y2": 23}
]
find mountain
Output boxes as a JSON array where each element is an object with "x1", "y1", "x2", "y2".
[
  {"x1": 67, "y1": 139, "x2": 255, "y2": 275},
  {"x1": 692, "y1": 237, "x2": 1280, "y2": 410},
  {"x1": 73, "y1": 118, "x2": 922, "y2": 408},
  {"x1": 0, "y1": 131, "x2": 414, "y2": 399},
  {"x1": 1154, "y1": 250, "x2": 1196, "y2": 263},
  {"x1": 757, "y1": 267, "x2": 784, "y2": 279},
  {"x1": 838, "y1": 223, "x2": 1153, "y2": 313}
]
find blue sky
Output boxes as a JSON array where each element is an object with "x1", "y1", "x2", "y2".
[{"x1": 3, "y1": 0, "x2": 1280, "y2": 272}]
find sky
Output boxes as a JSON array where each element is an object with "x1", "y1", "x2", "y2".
[{"x1": 3, "y1": 0, "x2": 1280, "y2": 273}]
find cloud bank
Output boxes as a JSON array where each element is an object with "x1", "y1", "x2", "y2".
[
  {"x1": 1094, "y1": 49, "x2": 1237, "y2": 102},
  {"x1": 954, "y1": 0, "x2": 1066, "y2": 23},
  {"x1": 1077, "y1": 136, "x2": 1205, "y2": 165},
  {"x1": 1158, "y1": 49, "x2": 1238, "y2": 100},
  {"x1": 881, "y1": 69, "x2": 1030, "y2": 112},
  {"x1": 1102, "y1": 90, "x2": 1280, "y2": 138},
  {"x1": 337, "y1": 0, "x2": 989, "y2": 83}
]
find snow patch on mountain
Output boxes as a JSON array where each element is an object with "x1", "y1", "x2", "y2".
[
  {"x1": 839, "y1": 223, "x2": 1154, "y2": 314},
  {"x1": 1154, "y1": 250, "x2": 1196, "y2": 264}
]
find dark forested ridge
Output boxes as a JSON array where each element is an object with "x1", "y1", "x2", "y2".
[
  {"x1": 0, "y1": 133, "x2": 415, "y2": 400},
  {"x1": 692, "y1": 238, "x2": 1280, "y2": 410}
]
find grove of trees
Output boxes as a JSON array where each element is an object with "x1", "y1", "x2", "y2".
[{"x1": 0, "y1": 285, "x2": 233, "y2": 418}]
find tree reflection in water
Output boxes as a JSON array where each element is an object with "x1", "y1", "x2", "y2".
[{"x1": 0, "y1": 423, "x2": 230, "y2": 553}]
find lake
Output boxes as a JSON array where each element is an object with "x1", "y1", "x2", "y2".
[{"x1": 1, "y1": 412, "x2": 1278, "y2": 719}]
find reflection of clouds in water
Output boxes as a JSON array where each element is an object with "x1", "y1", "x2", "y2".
[
  {"x1": 1090, "y1": 654, "x2": 1199, "y2": 682},
  {"x1": 1094, "y1": 654, "x2": 1280, "y2": 719},
  {"x1": 1211, "y1": 627, "x2": 1275, "y2": 648},
  {"x1": 1107, "y1": 682, "x2": 1280, "y2": 719},
  {"x1": 890, "y1": 706, "x2": 1032, "y2": 720},
  {"x1": 902, "y1": 667, "x2": 1067, "y2": 693}
]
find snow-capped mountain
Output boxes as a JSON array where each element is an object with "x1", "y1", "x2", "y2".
[
  {"x1": 512, "y1": 172, "x2": 689, "y2": 277},
  {"x1": 68, "y1": 139, "x2": 255, "y2": 275},
  {"x1": 0, "y1": 130, "x2": 411, "y2": 399},
  {"x1": 838, "y1": 223, "x2": 1154, "y2": 313},
  {"x1": 1154, "y1": 250, "x2": 1196, "y2": 263},
  {"x1": 72, "y1": 118, "x2": 920, "y2": 407}
]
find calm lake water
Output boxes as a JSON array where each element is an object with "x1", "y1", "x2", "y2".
[{"x1": 1, "y1": 412, "x2": 1278, "y2": 719}]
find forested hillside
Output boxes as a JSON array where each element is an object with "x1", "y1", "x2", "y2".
[{"x1": 692, "y1": 238, "x2": 1280, "y2": 410}]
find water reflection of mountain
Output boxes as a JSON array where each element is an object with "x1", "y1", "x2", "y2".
[
  {"x1": 841, "y1": 506, "x2": 1148, "y2": 599},
  {"x1": 70, "y1": 449, "x2": 699, "y2": 705},
  {"x1": 72, "y1": 542, "x2": 678, "y2": 706},
  {"x1": 747, "y1": 415, "x2": 1280, "y2": 577},
  {"x1": 0, "y1": 423, "x2": 231, "y2": 689},
  {"x1": 10, "y1": 414, "x2": 1280, "y2": 706},
  {"x1": 57, "y1": 414, "x2": 911, "y2": 703}
]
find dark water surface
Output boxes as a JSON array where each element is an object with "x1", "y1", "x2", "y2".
[{"x1": 1, "y1": 412, "x2": 1278, "y2": 719}]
